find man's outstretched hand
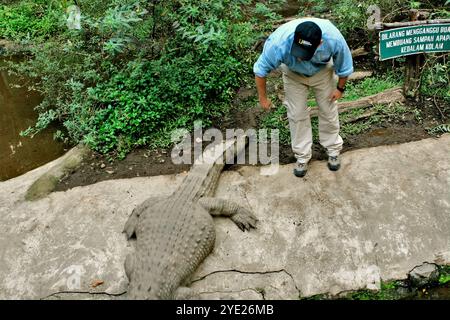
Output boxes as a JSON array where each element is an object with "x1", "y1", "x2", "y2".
[
  {"x1": 329, "y1": 89, "x2": 343, "y2": 102},
  {"x1": 259, "y1": 98, "x2": 273, "y2": 111}
]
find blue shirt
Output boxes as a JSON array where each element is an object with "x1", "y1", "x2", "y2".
[{"x1": 254, "y1": 18, "x2": 354, "y2": 78}]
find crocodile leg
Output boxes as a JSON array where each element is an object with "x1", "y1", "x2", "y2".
[{"x1": 198, "y1": 197, "x2": 258, "y2": 231}]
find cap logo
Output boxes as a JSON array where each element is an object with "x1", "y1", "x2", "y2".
[{"x1": 298, "y1": 39, "x2": 312, "y2": 46}]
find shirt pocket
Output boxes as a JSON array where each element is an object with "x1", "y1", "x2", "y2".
[{"x1": 315, "y1": 51, "x2": 332, "y2": 64}]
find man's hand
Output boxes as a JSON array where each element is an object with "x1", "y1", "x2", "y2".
[
  {"x1": 329, "y1": 89, "x2": 343, "y2": 102},
  {"x1": 259, "y1": 97, "x2": 273, "y2": 111},
  {"x1": 255, "y1": 76, "x2": 272, "y2": 111}
]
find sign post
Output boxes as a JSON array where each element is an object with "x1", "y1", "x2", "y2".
[
  {"x1": 379, "y1": 24, "x2": 450, "y2": 60},
  {"x1": 377, "y1": 10, "x2": 450, "y2": 99}
]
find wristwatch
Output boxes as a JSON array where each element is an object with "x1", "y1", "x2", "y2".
[{"x1": 337, "y1": 86, "x2": 346, "y2": 93}]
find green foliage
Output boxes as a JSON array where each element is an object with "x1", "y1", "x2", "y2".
[
  {"x1": 439, "y1": 274, "x2": 450, "y2": 285},
  {"x1": 8, "y1": 0, "x2": 282, "y2": 157},
  {"x1": 347, "y1": 280, "x2": 403, "y2": 300},
  {"x1": 343, "y1": 75, "x2": 402, "y2": 102},
  {"x1": 0, "y1": 0, "x2": 63, "y2": 40},
  {"x1": 439, "y1": 266, "x2": 450, "y2": 285},
  {"x1": 4, "y1": 0, "x2": 448, "y2": 159},
  {"x1": 259, "y1": 103, "x2": 291, "y2": 145},
  {"x1": 428, "y1": 123, "x2": 450, "y2": 135},
  {"x1": 325, "y1": 0, "x2": 404, "y2": 38},
  {"x1": 421, "y1": 55, "x2": 450, "y2": 103}
]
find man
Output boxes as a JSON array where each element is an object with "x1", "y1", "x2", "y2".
[{"x1": 254, "y1": 18, "x2": 354, "y2": 177}]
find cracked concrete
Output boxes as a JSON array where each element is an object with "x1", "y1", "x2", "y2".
[
  {"x1": 0, "y1": 135, "x2": 449, "y2": 299},
  {"x1": 190, "y1": 269, "x2": 300, "y2": 299}
]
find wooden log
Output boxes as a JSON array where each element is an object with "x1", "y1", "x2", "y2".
[
  {"x1": 348, "y1": 71, "x2": 374, "y2": 81},
  {"x1": 275, "y1": 87, "x2": 404, "y2": 117},
  {"x1": 0, "y1": 39, "x2": 32, "y2": 53},
  {"x1": 402, "y1": 10, "x2": 426, "y2": 99},
  {"x1": 351, "y1": 47, "x2": 370, "y2": 58},
  {"x1": 404, "y1": 54, "x2": 425, "y2": 99},
  {"x1": 310, "y1": 86, "x2": 405, "y2": 117},
  {"x1": 374, "y1": 18, "x2": 450, "y2": 30}
]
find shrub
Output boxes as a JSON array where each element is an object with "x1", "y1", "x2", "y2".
[
  {"x1": 8, "y1": 0, "x2": 282, "y2": 157},
  {"x1": 0, "y1": 0, "x2": 63, "y2": 40}
]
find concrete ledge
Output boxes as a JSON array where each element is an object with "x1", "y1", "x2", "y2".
[{"x1": 0, "y1": 135, "x2": 449, "y2": 299}]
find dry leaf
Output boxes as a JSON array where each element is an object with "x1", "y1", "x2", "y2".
[{"x1": 91, "y1": 280, "x2": 104, "y2": 288}]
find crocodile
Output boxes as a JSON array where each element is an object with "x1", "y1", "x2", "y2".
[{"x1": 123, "y1": 136, "x2": 257, "y2": 299}]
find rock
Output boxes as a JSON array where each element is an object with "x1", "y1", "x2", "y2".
[
  {"x1": 100, "y1": 163, "x2": 106, "y2": 169},
  {"x1": 408, "y1": 263, "x2": 440, "y2": 288},
  {"x1": 395, "y1": 286, "x2": 414, "y2": 299},
  {"x1": 25, "y1": 145, "x2": 89, "y2": 201}
]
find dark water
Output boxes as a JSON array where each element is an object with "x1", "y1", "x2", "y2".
[{"x1": 0, "y1": 57, "x2": 66, "y2": 181}]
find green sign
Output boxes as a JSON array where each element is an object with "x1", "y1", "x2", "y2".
[{"x1": 379, "y1": 23, "x2": 450, "y2": 60}]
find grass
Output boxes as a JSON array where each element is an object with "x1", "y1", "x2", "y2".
[
  {"x1": 341, "y1": 75, "x2": 401, "y2": 103},
  {"x1": 301, "y1": 266, "x2": 450, "y2": 300},
  {"x1": 0, "y1": 1, "x2": 62, "y2": 40},
  {"x1": 346, "y1": 281, "x2": 404, "y2": 300},
  {"x1": 439, "y1": 265, "x2": 450, "y2": 285}
]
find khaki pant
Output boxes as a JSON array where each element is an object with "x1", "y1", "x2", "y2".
[{"x1": 281, "y1": 63, "x2": 343, "y2": 163}]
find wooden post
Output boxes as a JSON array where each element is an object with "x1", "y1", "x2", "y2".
[{"x1": 403, "y1": 10, "x2": 426, "y2": 99}]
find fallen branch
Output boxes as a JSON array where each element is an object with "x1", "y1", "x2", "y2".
[
  {"x1": 275, "y1": 87, "x2": 404, "y2": 118},
  {"x1": 351, "y1": 47, "x2": 370, "y2": 58},
  {"x1": 432, "y1": 95, "x2": 446, "y2": 120},
  {"x1": 348, "y1": 71, "x2": 374, "y2": 81},
  {"x1": 0, "y1": 39, "x2": 32, "y2": 54},
  {"x1": 326, "y1": 86, "x2": 405, "y2": 116}
]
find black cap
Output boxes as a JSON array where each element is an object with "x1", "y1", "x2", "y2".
[{"x1": 291, "y1": 21, "x2": 322, "y2": 61}]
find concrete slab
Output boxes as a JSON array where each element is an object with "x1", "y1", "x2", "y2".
[{"x1": 0, "y1": 135, "x2": 449, "y2": 299}]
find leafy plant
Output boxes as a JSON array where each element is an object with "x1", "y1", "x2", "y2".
[
  {"x1": 8, "y1": 0, "x2": 283, "y2": 157},
  {"x1": 438, "y1": 265, "x2": 450, "y2": 285},
  {"x1": 428, "y1": 124, "x2": 450, "y2": 135},
  {"x1": 0, "y1": 0, "x2": 63, "y2": 40},
  {"x1": 421, "y1": 55, "x2": 450, "y2": 104}
]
